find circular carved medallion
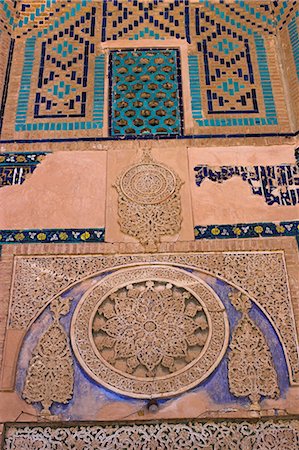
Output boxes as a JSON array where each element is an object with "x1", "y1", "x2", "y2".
[
  {"x1": 120, "y1": 163, "x2": 176, "y2": 204},
  {"x1": 71, "y1": 266, "x2": 229, "y2": 398}
]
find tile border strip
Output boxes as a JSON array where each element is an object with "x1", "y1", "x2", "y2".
[
  {"x1": 195, "y1": 221, "x2": 299, "y2": 240},
  {"x1": 0, "y1": 228, "x2": 105, "y2": 245},
  {"x1": 0, "y1": 222, "x2": 298, "y2": 246},
  {"x1": 0, "y1": 130, "x2": 298, "y2": 144}
]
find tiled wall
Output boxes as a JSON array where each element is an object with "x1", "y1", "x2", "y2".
[
  {"x1": 0, "y1": 0, "x2": 297, "y2": 142},
  {"x1": 276, "y1": 2, "x2": 299, "y2": 131},
  {"x1": 0, "y1": 0, "x2": 16, "y2": 132}
]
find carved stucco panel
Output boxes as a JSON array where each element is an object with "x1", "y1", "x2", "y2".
[
  {"x1": 8, "y1": 251, "x2": 299, "y2": 383},
  {"x1": 4, "y1": 420, "x2": 299, "y2": 450},
  {"x1": 114, "y1": 150, "x2": 183, "y2": 252},
  {"x1": 71, "y1": 265, "x2": 229, "y2": 398}
]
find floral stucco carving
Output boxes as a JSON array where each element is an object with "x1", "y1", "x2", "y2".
[
  {"x1": 22, "y1": 297, "x2": 73, "y2": 415},
  {"x1": 114, "y1": 149, "x2": 183, "y2": 251},
  {"x1": 71, "y1": 265, "x2": 229, "y2": 398},
  {"x1": 93, "y1": 279, "x2": 209, "y2": 377},
  {"x1": 8, "y1": 251, "x2": 299, "y2": 383},
  {"x1": 4, "y1": 420, "x2": 299, "y2": 449},
  {"x1": 228, "y1": 292, "x2": 279, "y2": 410}
]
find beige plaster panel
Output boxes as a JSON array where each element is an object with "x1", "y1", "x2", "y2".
[
  {"x1": 105, "y1": 145, "x2": 194, "y2": 244},
  {"x1": 188, "y1": 145, "x2": 299, "y2": 226},
  {"x1": 188, "y1": 144, "x2": 297, "y2": 166},
  {"x1": 0, "y1": 330, "x2": 25, "y2": 391},
  {"x1": 0, "y1": 151, "x2": 107, "y2": 229},
  {"x1": 0, "y1": 392, "x2": 36, "y2": 423}
]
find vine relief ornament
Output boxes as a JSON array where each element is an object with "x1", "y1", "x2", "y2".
[
  {"x1": 71, "y1": 265, "x2": 229, "y2": 398},
  {"x1": 228, "y1": 291, "x2": 280, "y2": 410},
  {"x1": 114, "y1": 147, "x2": 183, "y2": 251},
  {"x1": 4, "y1": 420, "x2": 299, "y2": 449},
  {"x1": 22, "y1": 297, "x2": 74, "y2": 416}
]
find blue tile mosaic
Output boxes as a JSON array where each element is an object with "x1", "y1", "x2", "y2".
[
  {"x1": 0, "y1": 0, "x2": 297, "y2": 141},
  {"x1": 0, "y1": 151, "x2": 48, "y2": 187},
  {"x1": 288, "y1": 11, "x2": 299, "y2": 80},
  {"x1": 194, "y1": 220, "x2": 299, "y2": 240},
  {"x1": 194, "y1": 163, "x2": 299, "y2": 206},
  {"x1": 101, "y1": 0, "x2": 190, "y2": 43},
  {"x1": 15, "y1": 6, "x2": 104, "y2": 132},
  {"x1": 190, "y1": 5, "x2": 278, "y2": 127},
  {"x1": 0, "y1": 228, "x2": 105, "y2": 244},
  {"x1": 109, "y1": 48, "x2": 183, "y2": 137}
]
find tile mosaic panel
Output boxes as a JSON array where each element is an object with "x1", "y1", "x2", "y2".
[
  {"x1": 101, "y1": 0, "x2": 190, "y2": 42},
  {"x1": 0, "y1": 151, "x2": 47, "y2": 187},
  {"x1": 0, "y1": 1, "x2": 16, "y2": 133},
  {"x1": 274, "y1": 0, "x2": 298, "y2": 29},
  {"x1": 15, "y1": 4, "x2": 104, "y2": 132},
  {"x1": 0, "y1": 1, "x2": 296, "y2": 140},
  {"x1": 288, "y1": 10, "x2": 299, "y2": 80},
  {"x1": 109, "y1": 48, "x2": 183, "y2": 137},
  {"x1": 0, "y1": 0, "x2": 17, "y2": 34},
  {"x1": 15, "y1": 0, "x2": 93, "y2": 37},
  {"x1": 194, "y1": 163, "x2": 299, "y2": 206},
  {"x1": 189, "y1": 2, "x2": 278, "y2": 128}
]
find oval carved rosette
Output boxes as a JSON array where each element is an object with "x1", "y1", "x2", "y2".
[{"x1": 71, "y1": 266, "x2": 229, "y2": 398}]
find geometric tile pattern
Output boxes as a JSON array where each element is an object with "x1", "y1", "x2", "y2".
[
  {"x1": 194, "y1": 163, "x2": 299, "y2": 206},
  {"x1": 189, "y1": 3, "x2": 278, "y2": 127},
  {"x1": 274, "y1": 0, "x2": 298, "y2": 29},
  {"x1": 15, "y1": 6, "x2": 101, "y2": 132},
  {"x1": 0, "y1": 0, "x2": 16, "y2": 34},
  {"x1": 0, "y1": 0, "x2": 295, "y2": 139},
  {"x1": 109, "y1": 48, "x2": 183, "y2": 137},
  {"x1": 0, "y1": 151, "x2": 48, "y2": 187},
  {"x1": 102, "y1": 0, "x2": 190, "y2": 43}
]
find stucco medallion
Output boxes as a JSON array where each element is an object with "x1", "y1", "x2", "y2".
[
  {"x1": 71, "y1": 265, "x2": 229, "y2": 398},
  {"x1": 114, "y1": 149, "x2": 183, "y2": 252}
]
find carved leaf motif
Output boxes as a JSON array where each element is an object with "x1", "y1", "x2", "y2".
[
  {"x1": 228, "y1": 293, "x2": 279, "y2": 409},
  {"x1": 23, "y1": 322, "x2": 73, "y2": 414},
  {"x1": 22, "y1": 298, "x2": 73, "y2": 415}
]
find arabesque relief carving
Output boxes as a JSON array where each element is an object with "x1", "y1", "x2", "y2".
[
  {"x1": 22, "y1": 297, "x2": 73, "y2": 415},
  {"x1": 228, "y1": 291, "x2": 279, "y2": 410},
  {"x1": 71, "y1": 265, "x2": 229, "y2": 398},
  {"x1": 4, "y1": 420, "x2": 299, "y2": 450},
  {"x1": 8, "y1": 252, "x2": 299, "y2": 383},
  {"x1": 114, "y1": 148, "x2": 183, "y2": 251},
  {"x1": 92, "y1": 279, "x2": 209, "y2": 377}
]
